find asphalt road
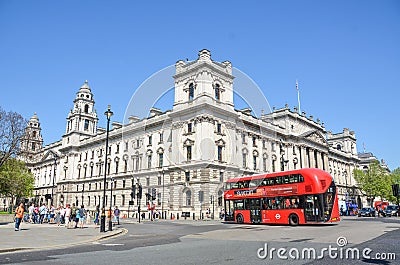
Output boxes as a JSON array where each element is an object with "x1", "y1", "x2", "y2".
[{"x1": 1, "y1": 217, "x2": 399, "y2": 265}]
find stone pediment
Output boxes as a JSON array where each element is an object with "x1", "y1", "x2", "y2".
[
  {"x1": 41, "y1": 150, "x2": 60, "y2": 162},
  {"x1": 300, "y1": 130, "x2": 327, "y2": 146}
]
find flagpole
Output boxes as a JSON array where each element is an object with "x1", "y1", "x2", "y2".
[{"x1": 296, "y1": 80, "x2": 301, "y2": 114}]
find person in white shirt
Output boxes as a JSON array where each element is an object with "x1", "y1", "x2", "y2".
[{"x1": 28, "y1": 204, "x2": 35, "y2": 223}]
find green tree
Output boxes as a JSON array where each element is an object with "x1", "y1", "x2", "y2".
[
  {"x1": 353, "y1": 160, "x2": 391, "y2": 207},
  {"x1": 388, "y1": 167, "x2": 400, "y2": 203},
  {"x1": 0, "y1": 158, "x2": 34, "y2": 205}
]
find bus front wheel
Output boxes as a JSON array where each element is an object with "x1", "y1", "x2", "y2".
[
  {"x1": 236, "y1": 214, "x2": 244, "y2": 224},
  {"x1": 289, "y1": 214, "x2": 299, "y2": 226}
]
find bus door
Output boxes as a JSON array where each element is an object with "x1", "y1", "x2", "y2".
[
  {"x1": 224, "y1": 200, "x2": 234, "y2": 221},
  {"x1": 248, "y1": 198, "x2": 261, "y2": 224},
  {"x1": 305, "y1": 195, "x2": 324, "y2": 222}
]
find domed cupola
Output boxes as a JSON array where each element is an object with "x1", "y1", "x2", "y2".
[{"x1": 64, "y1": 81, "x2": 98, "y2": 146}]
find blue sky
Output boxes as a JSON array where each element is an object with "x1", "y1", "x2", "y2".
[{"x1": 0, "y1": 1, "x2": 399, "y2": 170}]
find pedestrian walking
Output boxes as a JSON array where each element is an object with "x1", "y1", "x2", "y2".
[
  {"x1": 93, "y1": 205, "x2": 100, "y2": 227},
  {"x1": 114, "y1": 206, "x2": 121, "y2": 225},
  {"x1": 28, "y1": 203, "x2": 35, "y2": 223},
  {"x1": 39, "y1": 203, "x2": 47, "y2": 224},
  {"x1": 15, "y1": 202, "x2": 25, "y2": 231},
  {"x1": 65, "y1": 204, "x2": 71, "y2": 228},
  {"x1": 78, "y1": 205, "x2": 86, "y2": 229}
]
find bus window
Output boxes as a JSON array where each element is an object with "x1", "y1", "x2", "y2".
[
  {"x1": 249, "y1": 178, "x2": 262, "y2": 188},
  {"x1": 233, "y1": 200, "x2": 244, "y2": 210},
  {"x1": 230, "y1": 181, "x2": 239, "y2": 189},
  {"x1": 283, "y1": 175, "x2": 290, "y2": 184},
  {"x1": 243, "y1": 180, "x2": 250, "y2": 188},
  {"x1": 275, "y1": 177, "x2": 282, "y2": 185}
]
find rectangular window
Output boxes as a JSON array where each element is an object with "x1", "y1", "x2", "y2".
[
  {"x1": 185, "y1": 171, "x2": 190, "y2": 182},
  {"x1": 187, "y1": 146, "x2": 192, "y2": 161},
  {"x1": 263, "y1": 158, "x2": 267, "y2": 172},
  {"x1": 147, "y1": 155, "x2": 152, "y2": 169},
  {"x1": 159, "y1": 153, "x2": 163, "y2": 168},
  {"x1": 217, "y1": 146, "x2": 222, "y2": 162}
]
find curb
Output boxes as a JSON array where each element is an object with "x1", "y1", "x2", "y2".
[{"x1": 0, "y1": 228, "x2": 127, "y2": 255}]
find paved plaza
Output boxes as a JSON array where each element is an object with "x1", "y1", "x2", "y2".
[{"x1": 0, "y1": 216, "x2": 399, "y2": 265}]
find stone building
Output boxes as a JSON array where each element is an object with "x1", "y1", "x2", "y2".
[{"x1": 20, "y1": 50, "x2": 364, "y2": 217}]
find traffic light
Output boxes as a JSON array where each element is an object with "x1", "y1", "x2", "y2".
[
  {"x1": 138, "y1": 184, "x2": 142, "y2": 199},
  {"x1": 131, "y1": 185, "x2": 136, "y2": 199},
  {"x1": 392, "y1": 184, "x2": 399, "y2": 197},
  {"x1": 151, "y1": 188, "x2": 156, "y2": 200}
]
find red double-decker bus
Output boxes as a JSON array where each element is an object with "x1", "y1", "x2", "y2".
[{"x1": 224, "y1": 168, "x2": 340, "y2": 226}]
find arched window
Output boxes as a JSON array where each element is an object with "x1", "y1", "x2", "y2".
[
  {"x1": 84, "y1": 119, "x2": 89, "y2": 131},
  {"x1": 185, "y1": 190, "x2": 192, "y2": 206},
  {"x1": 188, "y1": 83, "x2": 194, "y2": 101},
  {"x1": 84, "y1": 104, "x2": 89, "y2": 113},
  {"x1": 215, "y1": 84, "x2": 220, "y2": 100}
]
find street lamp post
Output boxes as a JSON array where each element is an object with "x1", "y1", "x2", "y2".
[
  {"x1": 50, "y1": 151, "x2": 59, "y2": 207},
  {"x1": 279, "y1": 139, "x2": 288, "y2": 171},
  {"x1": 162, "y1": 169, "x2": 165, "y2": 219},
  {"x1": 137, "y1": 181, "x2": 142, "y2": 223},
  {"x1": 100, "y1": 105, "x2": 113, "y2": 233},
  {"x1": 81, "y1": 184, "x2": 84, "y2": 206},
  {"x1": 109, "y1": 177, "x2": 114, "y2": 231}
]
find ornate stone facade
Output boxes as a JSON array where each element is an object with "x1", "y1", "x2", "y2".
[{"x1": 20, "y1": 50, "x2": 365, "y2": 217}]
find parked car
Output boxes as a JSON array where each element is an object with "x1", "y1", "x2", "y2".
[
  {"x1": 383, "y1": 205, "x2": 399, "y2": 217},
  {"x1": 358, "y1": 207, "x2": 376, "y2": 217}
]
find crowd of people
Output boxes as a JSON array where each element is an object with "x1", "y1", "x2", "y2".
[
  {"x1": 13, "y1": 202, "x2": 125, "y2": 231},
  {"x1": 24, "y1": 203, "x2": 91, "y2": 228}
]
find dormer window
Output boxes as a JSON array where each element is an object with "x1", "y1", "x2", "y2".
[{"x1": 188, "y1": 83, "x2": 194, "y2": 101}]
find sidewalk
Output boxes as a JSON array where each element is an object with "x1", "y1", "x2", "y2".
[{"x1": 0, "y1": 221, "x2": 123, "y2": 254}]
